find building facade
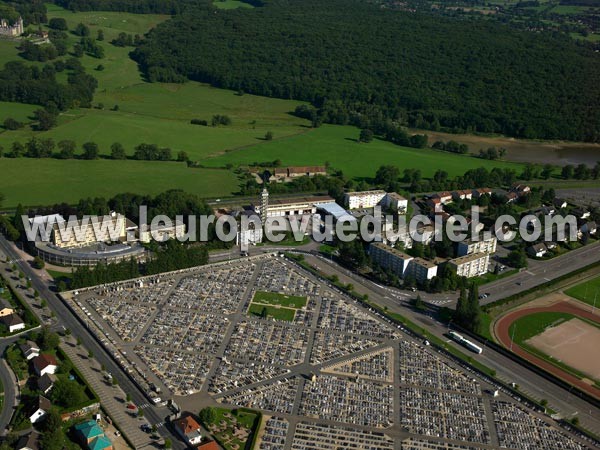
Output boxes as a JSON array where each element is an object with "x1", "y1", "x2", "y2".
[
  {"x1": 448, "y1": 252, "x2": 490, "y2": 278},
  {"x1": 345, "y1": 190, "x2": 386, "y2": 209},
  {"x1": 456, "y1": 236, "x2": 497, "y2": 257},
  {"x1": 0, "y1": 17, "x2": 23, "y2": 37},
  {"x1": 52, "y1": 212, "x2": 126, "y2": 248},
  {"x1": 369, "y1": 243, "x2": 413, "y2": 278}
]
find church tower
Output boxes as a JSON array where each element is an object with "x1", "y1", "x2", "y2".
[{"x1": 17, "y1": 16, "x2": 23, "y2": 36}]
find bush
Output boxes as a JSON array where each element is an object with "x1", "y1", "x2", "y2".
[{"x1": 190, "y1": 119, "x2": 208, "y2": 126}]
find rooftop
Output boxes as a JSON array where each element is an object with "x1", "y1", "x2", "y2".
[
  {"x1": 317, "y1": 202, "x2": 356, "y2": 223},
  {"x1": 370, "y1": 242, "x2": 413, "y2": 260},
  {"x1": 449, "y1": 252, "x2": 489, "y2": 265}
]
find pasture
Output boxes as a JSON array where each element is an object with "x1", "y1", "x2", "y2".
[
  {"x1": 203, "y1": 124, "x2": 525, "y2": 179},
  {"x1": 0, "y1": 158, "x2": 238, "y2": 207}
]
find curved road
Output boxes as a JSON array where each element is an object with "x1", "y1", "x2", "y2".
[{"x1": 0, "y1": 336, "x2": 19, "y2": 435}]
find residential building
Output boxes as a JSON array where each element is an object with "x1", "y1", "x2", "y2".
[
  {"x1": 32, "y1": 354, "x2": 58, "y2": 376},
  {"x1": 472, "y1": 188, "x2": 492, "y2": 198},
  {"x1": 271, "y1": 166, "x2": 327, "y2": 180},
  {"x1": 52, "y1": 211, "x2": 126, "y2": 248},
  {"x1": 383, "y1": 192, "x2": 408, "y2": 213},
  {"x1": 139, "y1": 222, "x2": 186, "y2": 243},
  {"x1": 408, "y1": 258, "x2": 438, "y2": 283},
  {"x1": 74, "y1": 420, "x2": 113, "y2": 450},
  {"x1": 573, "y1": 208, "x2": 591, "y2": 220},
  {"x1": 448, "y1": 253, "x2": 490, "y2": 278},
  {"x1": 369, "y1": 243, "x2": 413, "y2": 278},
  {"x1": 553, "y1": 198, "x2": 568, "y2": 209},
  {"x1": 581, "y1": 221, "x2": 598, "y2": 236},
  {"x1": 197, "y1": 440, "x2": 219, "y2": 450},
  {"x1": 38, "y1": 373, "x2": 57, "y2": 395},
  {"x1": 511, "y1": 184, "x2": 531, "y2": 196},
  {"x1": 174, "y1": 415, "x2": 203, "y2": 446},
  {"x1": 457, "y1": 236, "x2": 497, "y2": 257},
  {"x1": 527, "y1": 243, "x2": 548, "y2": 258},
  {"x1": 29, "y1": 396, "x2": 51, "y2": 424},
  {"x1": 345, "y1": 190, "x2": 387, "y2": 209},
  {"x1": 430, "y1": 191, "x2": 453, "y2": 205},
  {"x1": 19, "y1": 340, "x2": 40, "y2": 360},
  {"x1": 16, "y1": 430, "x2": 41, "y2": 450},
  {"x1": 0, "y1": 313, "x2": 25, "y2": 333},
  {"x1": 506, "y1": 192, "x2": 518, "y2": 203},
  {"x1": 452, "y1": 190, "x2": 473, "y2": 201}
]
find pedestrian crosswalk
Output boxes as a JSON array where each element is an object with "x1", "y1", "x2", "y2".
[{"x1": 138, "y1": 403, "x2": 151, "y2": 409}]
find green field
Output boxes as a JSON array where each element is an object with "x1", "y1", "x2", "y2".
[
  {"x1": 207, "y1": 407, "x2": 260, "y2": 450},
  {"x1": 565, "y1": 275, "x2": 600, "y2": 308},
  {"x1": 248, "y1": 303, "x2": 296, "y2": 322},
  {"x1": 0, "y1": 101, "x2": 37, "y2": 125},
  {"x1": 213, "y1": 0, "x2": 254, "y2": 9},
  {"x1": 0, "y1": 158, "x2": 237, "y2": 207},
  {"x1": 203, "y1": 124, "x2": 526, "y2": 179},
  {"x1": 508, "y1": 312, "x2": 575, "y2": 345},
  {"x1": 252, "y1": 291, "x2": 307, "y2": 308}
]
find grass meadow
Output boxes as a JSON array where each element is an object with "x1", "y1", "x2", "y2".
[{"x1": 565, "y1": 275, "x2": 600, "y2": 308}]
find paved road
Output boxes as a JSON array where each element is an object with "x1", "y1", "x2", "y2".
[
  {"x1": 0, "y1": 336, "x2": 19, "y2": 435},
  {"x1": 0, "y1": 236, "x2": 183, "y2": 449}
]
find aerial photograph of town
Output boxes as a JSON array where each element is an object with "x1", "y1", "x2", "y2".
[{"x1": 0, "y1": 0, "x2": 599, "y2": 449}]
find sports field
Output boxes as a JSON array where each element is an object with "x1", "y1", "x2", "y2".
[
  {"x1": 527, "y1": 318, "x2": 600, "y2": 380},
  {"x1": 565, "y1": 276, "x2": 600, "y2": 308}
]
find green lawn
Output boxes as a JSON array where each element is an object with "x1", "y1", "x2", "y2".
[
  {"x1": 508, "y1": 312, "x2": 574, "y2": 345},
  {"x1": 213, "y1": 0, "x2": 254, "y2": 9},
  {"x1": 0, "y1": 101, "x2": 38, "y2": 125},
  {"x1": 0, "y1": 158, "x2": 237, "y2": 207},
  {"x1": 565, "y1": 275, "x2": 600, "y2": 308},
  {"x1": 248, "y1": 303, "x2": 296, "y2": 322},
  {"x1": 252, "y1": 291, "x2": 307, "y2": 308},
  {"x1": 203, "y1": 124, "x2": 526, "y2": 179},
  {"x1": 207, "y1": 407, "x2": 260, "y2": 450}
]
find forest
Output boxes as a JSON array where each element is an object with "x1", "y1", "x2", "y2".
[{"x1": 132, "y1": 0, "x2": 600, "y2": 142}]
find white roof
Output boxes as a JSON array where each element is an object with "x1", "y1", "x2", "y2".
[
  {"x1": 28, "y1": 214, "x2": 65, "y2": 225},
  {"x1": 317, "y1": 203, "x2": 357, "y2": 222}
]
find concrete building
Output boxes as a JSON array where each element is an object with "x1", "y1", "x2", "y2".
[
  {"x1": 408, "y1": 258, "x2": 438, "y2": 283},
  {"x1": 0, "y1": 16, "x2": 23, "y2": 37},
  {"x1": 448, "y1": 253, "x2": 490, "y2": 278},
  {"x1": 258, "y1": 190, "x2": 334, "y2": 218},
  {"x1": 74, "y1": 420, "x2": 113, "y2": 450},
  {"x1": 139, "y1": 222, "x2": 186, "y2": 243},
  {"x1": 35, "y1": 241, "x2": 146, "y2": 267},
  {"x1": 369, "y1": 243, "x2": 413, "y2": 278},
  {"x1": 456, "y1": 236, "x2": 497, "y2": 257},
  {"x1": 345, "y1": 190, "x2": 386, "y2": 209},
  {"x1": 383, "y1": 192, "x2": 408, "y2": 213},
  {"x1": 52, "y1": 211, "x2": 126, "y2": 248}
]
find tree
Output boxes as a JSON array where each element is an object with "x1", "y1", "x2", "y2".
[
  {"x1": 176, "y1": 150, "x2": 189, "y2": 162},
  {"x1": 466, "y1": 283, "x2": 482, "y2": 333},
  {"x1": 374, "y1": 165, "x2": 399, "y2": 190},
  {"x1": 507, "y1": 247, "x2": 528, "y2": 269},
  {"x1": 97, "y1": 29, "x2": 104, "y2": 41},
  {"x1": 3, "y1": 118, "x2": 24, "y2": 130},
  {"x1": 541, "y1": 164, "x2": 553, "y2": 180},
  {"x1": 199, "y1": 407, "x2": 216, "y2": 425},
  {"x1": 52, "y1": 378, "x2": 87, "y2": 408},
  {"x1": 110, "y1": 142, "x2": 126, "y2": 160},
  {"x1": 561, "y1": 164, "x2": 574, "y2": 179},
  {"x1": 39, "y1": 327, "x2": 60, "y2": 351},
  {"x1": 34, "y1": 109, "x2": 57, "y2": 131},
  {"x1": 74, "y1": 23, "x2": 90, "y2": 37},
  {"x1": 41, "y1": 407, "x2": 62, "y2": 432},
  {"x1": 359, "y1": 128, "x2": 374, "y2": 143},
  {"x1": 32, "y1": 256, "x2": 45, "y2": 269},
  {"x1": 265, "y1": 131, "x2": 274, "y2": 141},
  {"x1": 82, "y1": 142, "x2": 99, "y2": 159},
  {"x1": 414, "y1": 294, "x2": 425, "y2": 311},
  {"x1": 49, "y1": 18, "x2": 68, "y2": 31},
  {"x1": 58, "y1": 140, "x2": 76, "y2": 159}
]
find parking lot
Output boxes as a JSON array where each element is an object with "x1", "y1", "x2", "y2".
[{"x1": 67, "y1": 254, "x2": 593, "y2": 450}]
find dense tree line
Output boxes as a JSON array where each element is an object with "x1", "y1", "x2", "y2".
[
  {"x1": 2, "y1": 0, "x2": 47, "y2": 24},
  {"x1": 132, "y1": 0, "x2": 600, "y2": 142},
  {"x1": 0, "y1": 59, "x2": 97, "y2": 110}
]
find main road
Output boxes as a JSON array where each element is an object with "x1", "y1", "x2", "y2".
[{"x1": 0, "y1": 235, "x2": 185, "y2": 450}]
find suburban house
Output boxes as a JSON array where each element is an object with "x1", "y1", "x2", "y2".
[
  {"x1": 546, "y1": 242, "x2": 558, "y2": 250},
  {"x1": 174, "y1": 415, "x2": 203, "y2": 446},
  {"x1": 505, "y1": 192, "x2": 518, "y2": 203},
  {"x1": 0, "y1": 297, "x2": 14, "y2": 317},
  {"x1": 511, "y1": 183, "x2": 531, "y2": 196},
  {"x1": 29, "y1": 396, "x2": 52, "y2": 424},
  {"x1": 20, "y1": 340, "x2": 40, "y2": 360},
  {"x1": 580, "y1": 221, "x2": 597, "y2": 236},
  {"x1": 472, "y1": 187, "x2": 492, "y2": 198},
  {"x1": 74, "y1": 420, "x2": 113, "y2": 450},
  {"x1": 0, "y1": 312, "x2": 25, "y2": 333},
  {"x1": 38, "y1": 373, "x2": 58, "y2": 395},
  {"x1": 452, "y1": 189, "x2": 473, "y2": 201},
  {"x1": 527, "y1": 243, "x2": 548, "y2": 258},
  {"x1": 32, "y1": 354, "x2": 58, "y2": 376},
  {"x1": 430, "y1": 191, "x2": 453, "y2": 205},
  {"x1": 573, "y1": 208, "x2": 591, "y2": 220},
  {"x1": 553, "y1": 198, "x2": 568, "y2": 209},
  {"x1": 16, "y1": 430, "x2": 41, "y2": 450}
]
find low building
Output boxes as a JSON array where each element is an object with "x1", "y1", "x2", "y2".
[
  {"x1": 408, "y1": 258, "x2": 438, "y2": 283},
  {"x1": 511, "y1": 183, "x2": 531, "y2": 195},
  {"x1": 273, "y1": 166, "x2": 327, "y2": 179},
  {"x1": 448, "y1": 253, "x2": 490, "y2": 278},
  {"x1": 74, "y1": 420, "x2": 113, "y2": 450},
  {"x1": 19, "y1": 340, "x2": 40, "y2": 360},
  {"x1": 527, "y1": 243, "x2": 548, "y2": 258},
  {"x1": 430, "y1": 191, "x2": 453, "y2": 205},
  {"x1": 35, "y1": 241, "x2": 146, "y2": 267},
  {"x1": 581, "y1": 221, "x2": 597, "y2": 236},
  {"x1": 345, "y1": 190, "x2": 387, "y2": 209},
  {"x1": 16, "y1": 430, "x2": 41, "y2": 450},
  {"x1": 506, "y1": 192, "x2": 518, "y2": 203},
  {"x1": 456, "y1": 236, "x2": 497, "y2": 257},
  {"x1": 197, "y1": 440, "x2": 219, "y2": 450},
  {"x1": 452, "y1": 189, "x2": 473, "y2": 201},
  {"x1": 317, "y1": 202, "x2": 357, "y2": 224},
  {"x1": 29, "y1": 396, "x2": 51, "y2": 424},
  {"x1": 0, "y1": 313, "x2": 25, "y2": 333},
  {"x1": 38, "y1": 373, "x2": 57, "y2": 395},
  {"x1": 573, "y1": 208, "x2": 591, "y2": 220},
  {"x1": 369, "y1": 243, "x2": 413, "y2": 278},
  {"x1": 52, "y1": 211, "x2": 126, "y2": 249},
  {"x1": 262, "y1": 195, "x2": 334, "y2": 218},
  {"x1": 174, "y1": 415, "x2": 203, "y2": 446},
  {"x1": 553, "y1": 198, "x2": 568, "y2": 209},
  {"x1": 383, "y1": 192, "x2": 408, "y2": 213},
  {"x1": 472, "y1": 188, "x2": 492, "y2": 198},
  {"x1": 33, "y1": 354, "x2": 58, "y2": 376}
]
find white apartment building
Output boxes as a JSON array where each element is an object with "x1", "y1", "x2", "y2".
[
  {"x1": 383, "y1": 192, "x2": 408, "y2": 213},
  {"x1": 52, "y1": 212, "x2": 126, "y2": 248},
  {"x1": 369, "y1": 243, "x2": 413, "y2": 278},
  {"x1": 456, "y1": 236, "x2": 497, "y2": 257},
  {"x1": 345, "y1": 190, "x2": 386, "y2": 209},
  {"x1": 448, "y1": 252, "x2": 490, "y2": 278}
]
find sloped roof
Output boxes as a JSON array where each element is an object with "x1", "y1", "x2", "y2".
[
  {"x1": 75, "y1": 420, "x2": 105, "y2": 440},
  {"x1": 88, "y1": 435, "x2": 112, "y2": 450},
  {"x1": 33, "y1": 354, "x2": 58, "y2": 372}
]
